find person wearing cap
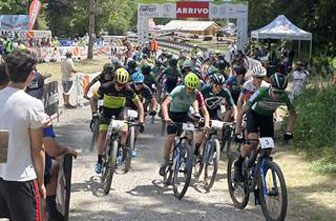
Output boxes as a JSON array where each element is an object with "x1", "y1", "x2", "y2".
[
  {"x1": 61, "y1": 51, "x2": 78, "y2": 109},
  {"x1": 289, "y1": 61, "x2": 309, "y2": 98}
]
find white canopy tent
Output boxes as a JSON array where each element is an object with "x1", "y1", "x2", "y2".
[{"x1": 251, "y1": 15, "x2": 313, "y2": 59}]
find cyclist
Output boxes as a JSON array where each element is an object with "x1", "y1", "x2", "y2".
[
  {"x1": 237, "y1": 66, "x2": 270, "y2": 110},
  {"x1": 91, "y1": 68, "x2": 145, "y2": 174},
  {"x1": 126, "y1": 58, "x2": 138, "y2": 76},
  {"x1": 225, "y1": 65, "x2": 247, "y2": 105},
  {"x1": 159, "y1": 72, "x2": 210, "y2": 176},
  {"x1": 159, "y1": 57, "x2": 182, "y2": 93},
  {"x1": 234, "y1": 73, "x2": 297, "y2": 182},
  {"x1": 84, "y1": 63, "x2": 115, "y2": 130}
]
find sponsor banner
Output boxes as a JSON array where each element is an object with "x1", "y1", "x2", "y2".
[
  {"x1": 0, "y1": 30, "x2": 52, "y2": 39},
  {"x1": 176, "y1": 1, "x2": 209, "y2": 18},
  {"x1": 43, "y1": 81, "x2": 59, "y2": 117},
  {"x1": 138, "y1": 3, "x2": 176, "y2": 18},
  {"x1": 0, "y1": 15, "x2": 29, "y2": 31},
  {"x1": 209, "y1": 2, "x2": 248, "y2": 19},
  {"x1": 28, "y1": 0, "x2": 42, "y2": 30}
]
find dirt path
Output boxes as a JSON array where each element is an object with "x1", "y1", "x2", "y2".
[{"x1": 53, "y1": 106, "x2": 336, "y2": 221}]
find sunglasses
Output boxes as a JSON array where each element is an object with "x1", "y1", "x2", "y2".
[
  {"x1": 272, "y1": 90, "x2": 284, "y2": 95},
  {"x1": 135, "y1": 82, "x2": 143, "y2": 86}
]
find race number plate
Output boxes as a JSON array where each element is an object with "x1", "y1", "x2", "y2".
[
  {"x1": 0, "y1": 129, "x2": 9, "y2": 163},
  {"x1": 182, "y1": 123, "x2": 195, "y2": 131},
  {"x1": 127, "y1": 110, "x2": 138, "y2": 119},
  {"x1": 211, "y1": 120, "x2": 224, "y2": 130},
  {"x1": 259, "y1": 137, "x2": 275, "y2": 149},
  {"x1": 111, "y1": 120, "x2": 125, "y2": 130}
]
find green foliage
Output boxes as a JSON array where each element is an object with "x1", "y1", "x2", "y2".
[{"x1": 293, "y1": 77, "x2": 336, "y2": 173}]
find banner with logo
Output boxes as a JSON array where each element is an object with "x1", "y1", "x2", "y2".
[
  {"x1": 0, "y1": 15, "x2": 29, "y2": 31},
  {"x1": 28, "y1": 0, "x2": 42, "y2": 30},
  {"x1": 176, "y1": 1, "x2": 209, "y2": 18}
]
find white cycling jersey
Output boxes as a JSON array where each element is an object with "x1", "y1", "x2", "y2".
[{"x1": 239, "y1": 79, "x2": 270, "y2": 102}]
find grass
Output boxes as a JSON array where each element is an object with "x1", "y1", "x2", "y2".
[{"x1": 37, "y1": 58, "x2": 110, "y2": 81}]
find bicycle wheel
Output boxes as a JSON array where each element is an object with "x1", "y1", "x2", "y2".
[
  {"x1": 258, "y1": 160, "x2": 288, "y2": 221},
  {"x1": 227, "y1": 152, "x2": 249, "y2": 209},
  {"x1": 173, "y1": 142, "x2": 194, "y2": 199},
  {"x1": 204, "y1": 138, "x2": 220, "y2": 191},
  {"x1": 221, "y1": 127, "x2": 232, "y2": 158},
  {"x1": 125, "y1": 126, "x2": 135, "y2": 173},
  {"x1": 102, "y1": 140, "x2": 118, "y2": 194}
]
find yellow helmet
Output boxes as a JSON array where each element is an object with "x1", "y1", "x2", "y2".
[
  {"x1": 115, "y1": 68, "x2": 129, "y2": 84},
  {"x1": 184, "y1": 72, "x2": 199, "y2": 89}
]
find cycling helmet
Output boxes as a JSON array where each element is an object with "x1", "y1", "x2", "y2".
[
  {"x1": 233, "y1": 65, "x2": 247, "y2": 76},
  {"x1": 167, "y1": 54, "x2": 173, "y2": 60},
  {"x1": 169, "y1": 58, "x2": 178, "y2": 67},
  {"x1": 142, "y1": 54, "x2": 148, "y2": 59},
  {"x1": 209, "y1": 73, "x2": 225, "y2": 85},
  {"x1": 127, "y1": 59, "x2": 137, "y2": 70},
  {"x1": 132, "y1": 72, "x2": 144, "y2": 83},
  {"x1": 270, "y1": 73, "x2": 288, "y2": 90},
  {"x1": 112, "y1": 57, "x2": 123, "y2": 68},
  {"x1": 193, "y1": 67, "x2": 202, "y2": 78},
  {"x1": 115, "y1": 68, "x2": 129, "y2": 84},
  {"x1": 103, "y1": 63, "x2": 114, "y2": 74},
  {"x1": 217, "y1": 60, "x2": 229, "y2": 69},
  {"x1": 65, "y1": 51, "x2": 72, "y2": 58},
  {"x1": 251, "y1": 65, "x2": 267, "y2": 77},
  {"x1": 141, "y1": 64, "x2": 151, "y2": 75},
  {"x1": 184, "y1": 72, "x2": 199, "y2": 89},
  {"x1": 155, "y1": 58, "x2": 163, "y2": 66}
]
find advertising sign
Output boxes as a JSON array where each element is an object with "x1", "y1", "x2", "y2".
[
  {"x1": 28, "y1": 0, "x2": 42, "y2": 30},
  {"x1": 0, "y1": 15, "x2": 29, "y2": 31},
  {"x1": 176, "y1": 1, "x2": 209, "y2": 18}
]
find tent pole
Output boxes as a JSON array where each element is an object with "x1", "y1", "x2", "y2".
[
  {"x1": 309, "y1": 40, "x2": 312, "y2": 60},
  {"x1": 298, "y1": 40, "x2": 301, "y2": 60}
]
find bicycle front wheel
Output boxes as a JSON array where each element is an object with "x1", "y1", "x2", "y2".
[
  {"x1": 258, "y1": 160, "x2": 288, "y2": 221},
  {"x1": 102, "y1": 140, "x2": 118, "y2": 194},
  {"x1": 204, "y1": 139, "x2": 220, "y2": 191},
  {"x1": 173, "y1": 142, "x2": 194, "y2": 199}
]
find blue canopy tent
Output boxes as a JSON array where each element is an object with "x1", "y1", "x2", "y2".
[{"x1": 251, "y1": 15, "x2": 313, "y2": 59}]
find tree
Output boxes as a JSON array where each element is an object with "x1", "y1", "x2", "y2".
[{"x1": 87, "y1": 0, "x2": 95, "y2": 59}]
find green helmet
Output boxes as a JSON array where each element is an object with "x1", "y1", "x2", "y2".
[{"x1": 184, "y1": 72, "x2": 199, "y2": 89}]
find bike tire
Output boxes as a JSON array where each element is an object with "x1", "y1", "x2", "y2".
[
  {"x1": 193, "y1": 142, "x2": 205, "y2": 179},
  {"x1": 258, "y1": 160, "x2": 288, "y2": 221},
  {"x1": 227, "y1": 152, "x2": 249, "y2": 209},
  {"x1": 204, "y1": 139, "x2": 220, "y2": 191},
  {"x1": 125, "y1": 126, "x2": 135, "y2": 173},
  {"x1": 103, "y1": 140, "x2": 118, "y2": 195},
  {"x1": 89, "y1": 123, "x2": 99, "y2": 152},
  {"x1": 173, "y1": 140, "x2": 194, "y2": 200}
]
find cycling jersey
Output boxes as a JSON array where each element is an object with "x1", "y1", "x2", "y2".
[
  {"x1": 168, "y1": 85, "x2": 205, "y2": 113},
  {"x1": 127, "y1": 82, "x2": 153, "y2": 110},
  {"x1": 97, "y1": 81, "x2": 138, "y2": 109},
  {"x1": 239, "y1": 79, "x2": 270, "y2": 102},
  {"x1": 162, "y1": 66, "x2": 182, "y2": 80},
  {"x1": 247, "y1": 87, "x2": 294, "y2": 117},
  {"x1": 201, "y1": 84, "x2": 235, "y2": 111}
]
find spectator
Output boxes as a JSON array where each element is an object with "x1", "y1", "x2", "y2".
[
  {"x1": 0, "y1": 49, "x2": 47, "y2": 221},
  {"x1": 0, "y1": 61, "x2": 9, "y2": 90},
  {"x1": 26, "y1": 75, "x2": 77, "y2": 221},
  {"x1": 290, "y1": 61, "x2": 309, "y2": 98},
  {"x1": 61, "y1": 51, "x2": 78, "y2": 109}
]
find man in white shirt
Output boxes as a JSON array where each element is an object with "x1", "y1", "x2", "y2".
[
  {"x1": 0, "y1": 49, "x2": 47, "y2": 221},
  {"x1": 61, "y1": 51, "x2": 78, "y2": 109},
  {"x1": 290, "y1": 61, "x2": 309, "y2": 98}
]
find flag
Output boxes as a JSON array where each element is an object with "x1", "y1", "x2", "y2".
[{"x1": 28, "y1": 0, "x2": 42, "y2": 30}]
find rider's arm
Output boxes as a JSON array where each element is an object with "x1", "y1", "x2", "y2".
[
  {"x1": 151, "y1": 97, "x2": 158, "y2": 112},
  {"x1": 235, "y1": 104, "x2": 250, "y2": 135},
  {"x1": 84, "y1": 75, "x2": 100, "y2": 97},
  {"x1": 133, "y1": 98, "x2": 145, "y2": 124},
  {"x1": 195, "y1": 91, "x2": 210, "y2": 129},
  {"x1": 162, "y1": 96, "x2": 172, "y2": 120}
]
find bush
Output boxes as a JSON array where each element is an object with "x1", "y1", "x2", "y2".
[{"x1": 292, "y1": 77, "x2": 336, "y2": 173}]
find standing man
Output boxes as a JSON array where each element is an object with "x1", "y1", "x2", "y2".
[
  {"x1": 61, "y1": 51, "x2": 78, "y2": 108},
  {"x1": 289, "y1": 61, "x2": 309, "y2": 98},
  {"x1": 0, "y1": 49, "x2": 47, "y2": 221}
]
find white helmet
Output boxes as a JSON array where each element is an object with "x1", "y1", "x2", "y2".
[{"x1": 251, "y1": 66, "x2": 267, "y2": 77}]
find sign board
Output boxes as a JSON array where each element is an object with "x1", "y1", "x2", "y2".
[
  {"x1": 43, "y1": 81, "x2": 59, "y2": 117},
  {"x1": 137, "y1": 1, "x2": 248, "y2": 50},
  {"x1": 0, "y1": 30, "x2": 52, "y2": 39},
  {"x1": 0, "y1": 15, "x2": 29, "y2": 31}
]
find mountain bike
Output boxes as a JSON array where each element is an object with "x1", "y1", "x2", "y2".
[
  {"x1": 227, "y1": 137, "x2": 288, "y2": 221},
  {"x1": 220, "y1": 121, "x2": 235, "y2": 158},
  {"x1": 163, "y1": 121, "x2": 201, "y2": 199},
  {"x1": 193, "y1": 120, "x2": 222, "y2": 191}
]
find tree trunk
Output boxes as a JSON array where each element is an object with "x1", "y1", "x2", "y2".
[{"x1": 87, "y1": 0, "x2": 95, "y2": 59}]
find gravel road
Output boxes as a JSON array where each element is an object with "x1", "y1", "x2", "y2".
[{"x1": 54, "y1": 106, "x2": 266, "y2": 221}]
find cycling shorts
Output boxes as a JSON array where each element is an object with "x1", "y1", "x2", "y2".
[
  {"x1": 167, "y1": 111, "x2": 190, "y2": 135},
  {"x1": 246, "y1": 111, "x2": 274, "y2": 138},
  {"x1": 99, "y1": 107, "x2": 124, "y2": 131}
]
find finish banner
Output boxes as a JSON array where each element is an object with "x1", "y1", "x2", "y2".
[{"x1": 176, "y1": 1, "x2": 209, "y2": 18}]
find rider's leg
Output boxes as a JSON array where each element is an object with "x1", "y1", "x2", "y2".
[
  {"x1": 120, "y1": 125, "x2": 128, "y2": 147},
  {"x1": 163, "y1": 134, "x2": 175, "y2": 162},
  {"x1": 194, "y1": 131, "x2": 205, "y2": 156}
]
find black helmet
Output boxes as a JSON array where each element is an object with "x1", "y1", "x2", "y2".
[
  {"x1": 209, "y1": 73, "x2": 226, "y2": 85},
  {"x1": 193, "y1": 67, "x2": 202, "y2": 78},
  {"x1": 233, "y1": 65, "x2": 247, "y2": 76},
  {"x1": 169, "y1": 58, "x2": 178, "y2": 67},
  {"x1": 217, "y1": 60, "x2": 229, "y2": 69},
  {"x1": 127, "y1": 59, "x2": 137, "y2": 69},
  {"x1": 167, "y1": 53, "x2": 173, "y2": 60},
  {"x1": 103, "y1": 63, "x2": 114, "y2": 74},
  {"x1": 141, "y1": 64, "x2": 151, "y2": 75},
  {"x1": 142, "y1": 54, "x2": 148, "y2": 59},
  {"x1": 270, "y1": 73, "x2": 288, "y2": 90}
]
